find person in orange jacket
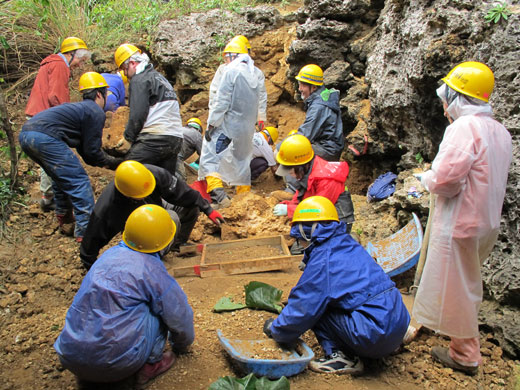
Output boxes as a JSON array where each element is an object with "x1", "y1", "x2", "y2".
[
  {"x1": 25, "y1": 37, "x2": 91, "y2": 211},
  {"x1": 273, "y1": 135, "x2": 354, "y2": 254}
]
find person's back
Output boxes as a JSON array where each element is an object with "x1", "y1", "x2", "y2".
[
  {"x1": 430, "y1": 113, "x2": 511, "y2": 236},
  {"x1": 179, "y1": 125, "x2": 202, "y2": 161},
  {"x1": 25, "y1": 54, "x2": 70, "y2": 116},
  {"x1": 127, "y1": 64, "x2": 183, "y2": 140},
  {"x1": 210, "y1": 61, "x2": 259, "y2": 139},
  {"x1": 101, "y1": 73, "x2": 126, "y2": 112},
  {"x1": 55, "y1": 241, "x2": 194, "y2": 382},
  {"x1": 22, "y1": 100, "x2": 108, "y2": 167}
]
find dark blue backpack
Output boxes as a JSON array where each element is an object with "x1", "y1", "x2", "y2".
[{"x1": 367, "y1": 172, "x2": 397, "y2": 202}]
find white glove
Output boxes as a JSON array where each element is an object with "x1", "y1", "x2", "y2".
[{"x1": 273, "y1": 204, "x2": 288, "y2": 216}]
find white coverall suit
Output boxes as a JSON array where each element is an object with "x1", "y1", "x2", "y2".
[
  {"x1": 413, "y1": 87, "x2": 512, "y2": 366},
  {"x1": 199, "y1": 55, "x2": 261, "y2": 186}
]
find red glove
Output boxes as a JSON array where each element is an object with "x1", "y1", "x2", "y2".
[
  {"x1": 258, "y1": 121, "x2": 264, "y2": 131},
  {"x1": 208, "y1": 210, "x2": 225, "y2": 226}
]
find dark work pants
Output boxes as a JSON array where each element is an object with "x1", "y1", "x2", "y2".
[
  {"x1": 162, "y1": 200, "x2": 200, "y2": 247},
  {"x1": 250, "y1": 157, "x2": 268, "y2": 180},
  {"x1": 125, "y1": 135, "x2": 182, "y2": 176}
]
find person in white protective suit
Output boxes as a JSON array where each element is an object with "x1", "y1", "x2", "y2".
[
  {"x1": 208, "y1": 35, "x2": 267, "y2": 131},
  {"x1": 199, "y1": 39, "x2": 261, "y2": 207},
  {"x1": 412, "y1": 61, "x2": 512, "y2": 376}
]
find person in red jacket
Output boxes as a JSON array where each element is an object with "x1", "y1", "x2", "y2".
[
  {"x1": 273, "y1": 134, "x2": 354, "y2": 254},
  {"x1": 25, "y1": 37, "x2": 91, "y2": 211}
]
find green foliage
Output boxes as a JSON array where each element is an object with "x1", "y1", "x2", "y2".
[
  {"x1": 485, "y1": 2, "x2": 512, "y2": 24},
  {"x1": 244, "y1": 281, "x2": 283, "y2": 314},
  {"x1": 4, "y1": 0, "x2": 258, "y2": 53},
  {"x1": 0, "y1": 176, "x2": 17, "y2": 220},
  {"x1": 209, "y1": 373, "x2": 290, "y2": 390},
  {"x1": 415, "y1": 152, "x2": 424, "y2": 165},
  {"x1": 213, "y1": 296, "x2": 247, "y2": 312}
]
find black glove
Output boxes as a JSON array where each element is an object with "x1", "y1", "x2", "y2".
[
  {"x1": 205, "y1": 125, "x2": 214, "y2": 142},
  {"x1": 263, "y1": 318, "x2": 274, "y2": 338}
]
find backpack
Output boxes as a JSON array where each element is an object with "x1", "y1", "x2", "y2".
[{"x1": 367, "y1": 172, "x2": 397, "y2": 202}]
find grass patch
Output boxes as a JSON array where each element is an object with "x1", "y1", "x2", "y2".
[{"x1": 0, "y1": 0, "x2": 267, "y2": 91}]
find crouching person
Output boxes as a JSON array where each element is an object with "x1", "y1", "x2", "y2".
[
  {"x1": 54, "y1": 205, "x2": 194, "y2": 386},
  {"x1": 79, "y1": 160, "x2": 224, "y2": 270},
  {"x1": 263, "y1": 196, "x2": 410, "y2": 374}
]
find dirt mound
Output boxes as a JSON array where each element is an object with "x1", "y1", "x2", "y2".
[
  {"x1": 102, "y1": 106, "x2": 129, "y2": 151},
  {"x1": 191, "y1": 191, "x2": 290, "y2": 242}
]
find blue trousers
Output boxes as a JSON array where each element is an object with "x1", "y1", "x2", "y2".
[
  {"x1": 19, "y1": 131, "x2": 94, "y2": 237},
  {"x1": 312, "y1": 288, "x2": 409, "y2": 358}
]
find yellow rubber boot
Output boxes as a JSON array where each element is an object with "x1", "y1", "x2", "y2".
[
  {"x1": 206, "y1": 176, "x2": 223, "y2": 193},
  {"x1": 236, "y1": 185, "x2": 251, "y2": 194}
]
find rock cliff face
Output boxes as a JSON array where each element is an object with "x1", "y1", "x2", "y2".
[{"x1": 153, "y1": 0, "x2": 519, "y2": 357}]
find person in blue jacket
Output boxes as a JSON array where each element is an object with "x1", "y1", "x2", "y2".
[
  {"x1": 54, "y1": 205, "x2": 195, "y2": 386},
  {"x1": 101, "y1": 71, "x2": 127, "y2": 112},
  {"x1": 295, "y1": 64, "x2": 344, "y2": 162},
  {"x1": 19, "y1": 72, "x2": 122, "y2": 241},
  {"x1": 263, "y1": 196, "x2": 410, "y2": 374}
]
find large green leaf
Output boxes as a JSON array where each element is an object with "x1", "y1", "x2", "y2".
[
  {"x1": 213, "y1": 296, "x2": 247, "y2": 312},
  {"x1": 244, "y1": 281, "x2": 283, "y2": 314},
  {"x1": 208, "y1": 373, "x2": 290, "y2": 390}
]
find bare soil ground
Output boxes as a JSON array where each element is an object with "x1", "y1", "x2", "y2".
[
  {"x1": 1, "y1": 1, "x2": 517, "y2": 386},
  {"x1": 0, "y1": 152, "x2": 517, "y2": 390}
]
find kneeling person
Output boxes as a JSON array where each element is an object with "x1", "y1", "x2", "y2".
[
  {"x1": 79, "y1": 160, "x2": 224, "y2": 270},
  {"x1": 250, "y1": 126, "x2": 278, "y2": 181},
  {"x1": 264, "y1": 196, "x2": 410, "y2": 374},
  {"x1": 55, "y1": 205, "x2": 194, "y2": 385}
]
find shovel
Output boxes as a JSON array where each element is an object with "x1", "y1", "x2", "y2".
[{"x1": 402, "y1": 192, "x2": 435, "y2": 342}]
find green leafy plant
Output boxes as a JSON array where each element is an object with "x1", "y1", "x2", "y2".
[
  {"x1": 415, "y1": 152, "x2": 424, "y2": 164},
  {"x1": 485, "y1": 2, "x2": 512, "y2": 24}
]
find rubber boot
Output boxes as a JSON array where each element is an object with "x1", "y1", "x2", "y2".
[
  {"x1": 136, "y1": 351, "x2": 176, "y2": 386},
  {"x1": 236, "y1": 185, "x2": 251, "y2": 194}
]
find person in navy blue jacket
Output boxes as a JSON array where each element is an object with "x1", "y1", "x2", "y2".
[
  {"x1": 55, "y1": 205, "x2": 194, "y2": 386},
  {"x1": 19, "y1": 72, "x2": 122, "y2": 241},
  {"x1": 263, "y1": 196, "x2": 410, "y2": 374}
]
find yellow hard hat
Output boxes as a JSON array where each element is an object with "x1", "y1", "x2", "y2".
[
  {"x1": 276, "y1": 134, "x2": 314, "y2": 166},
  {"x1": 262, "y1": 127, "x2": 279, "y2": 143},
  {"x1": 441, "y1": 61, "x2": 494, "y2": 102},
  {"x1": 231, "y1": 35, "x2": 251, "y2": 50},
  {"x1": 292, "y1": 196, "x2": 339, "y2": 224},
  {"x1": 60, "y1": 37, "x2": 87, "y2": 53},
  {"x1": 78, "y1": 72, "x2": 108, "y2": 91},
  {"x1": 287, "y1": 129, "x2": 298, "y2": 137},
  {"x1": 118, "y1": 70, "x2": 129, "y2": 85},
  {"x1": 187, "y1": 117, "x2": 202, "y2": 131},
  {"x1": 295, "y1": 64, "x2": 324, "y2": 86},
  {"x1": 223, "y1": 40, "x2": 248, "y2": 55},
  {"x1": 123, "y1": 204, "x2": 176, "y2": 253},
  {"x1": 114, "y1": 43, "x2": 140, "y2": 68},
  {"x1": 115, "y1": 161, "x2": 156, "y2": 199}
]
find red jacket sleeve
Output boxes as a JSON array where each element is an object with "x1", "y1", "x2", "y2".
[{"x1": 283, "y1": 192, "x2": 300, "y2": 219}]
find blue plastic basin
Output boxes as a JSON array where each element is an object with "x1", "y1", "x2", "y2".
[{"x1": 217, "y1": 329, "x2": 315, "y2": 379}]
